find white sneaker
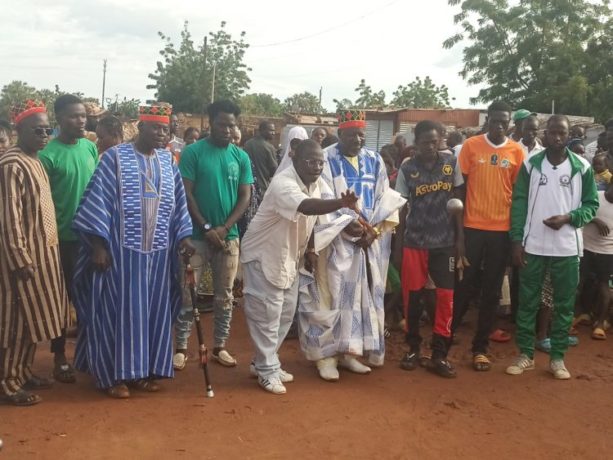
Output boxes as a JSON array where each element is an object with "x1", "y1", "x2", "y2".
[
  {"x1": 316, "y1": 357, "x2": 339, "y2": 381},
  {"x1": 339, "y1": 355, "x2": 372, "y2": 374},
  {"x1": 550, "y1": 359, "x2": 571, "y2": 380},
  {"x1": 173, "y1": 352, "x2": 187, "y2": 371},
  {"x1": 249, "y1": 362, "x2": 294, "y2": 383},
  {"x1": 258, "y1": 375, "x2": 286, "y2": 395},
  {"x1": 505, "y1": 354, "x2": 535, "y2": 375}
]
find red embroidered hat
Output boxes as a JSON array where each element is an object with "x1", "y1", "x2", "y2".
[
  {"x1": 11, "y1": 99, "x2": 47, "y2": 125},
  {"x1": 139, "y1": 104, "x2": 172, "y2": 124},
  {"x1": 337, "y1": 109, "x2": 366, "y2": 130}
]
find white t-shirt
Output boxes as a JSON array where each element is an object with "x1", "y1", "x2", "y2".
[
  {"x1": 520, "y1": 139, "x2": 545, "y2": 157},
  {"x1": 240, "y1": 165, "x2": 323, "y2": 290},
  {"x1": 524, "y1": 157, "x2": 582, "y2": 257},
  {"x1": 583, "y1": 191, "x2": 613, "y2": 254}
]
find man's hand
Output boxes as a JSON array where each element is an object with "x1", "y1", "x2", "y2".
[
  {"x1": 344, "y1": 220, "x2": 364, "y2": 238},
  {"x1": 592, "y1": 217, "x2": 610, "y2": 237},
  {"x1": 91, "y1": 245, "x2": 111, "y2": 272},
  {"x1": 455, "y1": 238, "x2": 470, "y2": 282},
  {"x1": 205, "y1": 227, "x2": 225, "y2": 249},
  {"x1": 543, "y1": 214, "x2": 571, "y2": 230},
  {"x1": 16, "y1": 264, "x2": 35, "y2": 281},
  {"x1": 356, "y1": 227, "x2": 377, "y2": 249},
  {"x1": 304, "y1": 251, "x2": 318, "y2": 274},
  {"x1": 512, "y1": 242, "x2": 527, "y2": 268},
  {"x1": 340, "y1": 190, "x2": 359, "y2": 209},
  {"x1": 179, "y1": 238, "x2": 196, "y2": 263}
]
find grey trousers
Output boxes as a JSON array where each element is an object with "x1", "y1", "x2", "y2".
[{"x1": 243, "y1": 261, "x2": 299, "y2": 379}]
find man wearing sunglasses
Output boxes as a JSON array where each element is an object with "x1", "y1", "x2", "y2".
[
  {"x1": 0, "y1": 100, "x2": 69, "y2": 406},
  {"x1": 241, "y1": 139, "x2": 358, "y2": 394},
  {"x1": 39, "y1": 94, "x2": 99, "y2": 385}
]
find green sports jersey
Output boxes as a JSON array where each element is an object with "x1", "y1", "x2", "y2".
[
  {"x1": 39, "y1": 138, "x2": 99, "y2": 241},
  {"x1": 179, "y1": 138, "x2": 253, "y2": 241}
]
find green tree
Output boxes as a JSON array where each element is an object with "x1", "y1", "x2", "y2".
[
  {"x1": 283, "y1": 92, "x2": 323, "y2": 114},
  {"x1": 148, "y1": 21, "x2": 251, "y2": 114},
  {"x1": 444, "y1": 0, "x2": 613, "y2": 120},
  {"x1": 0, "y1": 81, "x2": 39, "y2": 120},
  {"x1": 0, "y1": 82, "x2": 71, "y2": 124},
  {"x1": 353, "y1": 79, "x2": 386, "y2": 109},
  {"x1": 239, "y1": 93, "x2": 284, "y2": 116},
  {"x1": 106, "y1": 96, "x2": 141, "y2": 118},
  {"x1": 332, "y1": 98, "x2": 354, "y2": 111},
  {"x1": 390, "y1": 76, "x2": 452, "y2": 108}
]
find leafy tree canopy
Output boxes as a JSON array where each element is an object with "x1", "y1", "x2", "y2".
[
  {"x1": 444, "y1": 0, "x2": 613, "y2": 121},
  {"x1": 148, "y1": 21, "x2": 251, "y2": 113},
  {"x1": 283, "y1": 92, "x2": 324, "y2": 114},
  {"x1": 239, "y1": 93, "x2": 284, "y2": 117}
]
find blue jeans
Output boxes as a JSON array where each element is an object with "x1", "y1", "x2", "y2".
[{"x1": 175, "y1": 239, "x2": 240, "y2": 349}]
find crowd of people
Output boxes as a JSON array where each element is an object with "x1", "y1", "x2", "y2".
[{"x1": 0, "y1": 93, "x2": 612, "y2": 406}]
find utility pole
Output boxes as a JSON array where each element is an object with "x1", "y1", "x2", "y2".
[
  {"x1": 101, "y1": 59, "x2": 107, "y2": 108},
  {"x1": 211, "y1": 63, "x2": 216, "y2": 103},
  {"x1": 319, "y1": 86, "x2": 322, "y2": 106},
  {"x1": 200, "y1": 37, "x2": 208, "y2": 131},
  {"x1": 551, "y1": 99, "x2": 555, "y2": 114}
]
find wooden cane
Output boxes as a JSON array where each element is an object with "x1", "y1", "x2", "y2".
[{"x1": 185, "y1": 264, "x2": 214, "y2": 398}]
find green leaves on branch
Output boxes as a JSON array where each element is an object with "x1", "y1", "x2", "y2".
[
  {"x1": 148, "y1": 21, "x2": 251, "y2": 113},
  {"x1": 390, "y1": 76, "x2": 452, "y2": 109},
  {"x1": 445, "y1": 0, "x2": 613, "y2": 121},
  {"x1": 283, "y1": 92, "x2": 324, "y2": 114}
]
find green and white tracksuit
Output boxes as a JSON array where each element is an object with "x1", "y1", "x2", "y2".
[{"x1": 510, "y1": 149, "x2": 598, "y2": 360}]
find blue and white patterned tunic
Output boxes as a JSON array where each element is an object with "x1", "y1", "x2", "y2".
[
  {"x1": 298, "y1": 144, "x2": 406, "y2": 365},
  {"x1": 72, "y1": 143, "x2": 192, "y2": 389}
]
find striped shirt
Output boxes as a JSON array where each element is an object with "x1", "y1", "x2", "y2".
[{"x1": 0, "y1": 148, "x2": 68, "y2": 346}]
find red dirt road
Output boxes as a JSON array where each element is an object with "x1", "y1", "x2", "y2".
[{"x1": 1, "y1": 308, "x2": 613, "y2": 459}]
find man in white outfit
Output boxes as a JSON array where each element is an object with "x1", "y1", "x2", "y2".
[{"x1": 241, "y1": 139, "x2": 357, "y2": 395}]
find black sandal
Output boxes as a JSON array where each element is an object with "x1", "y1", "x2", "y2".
[
  {"x1": 23, "y1": 375, "x2": 54, "y2": 390},
  {"x1": 53, "y1": 362, "x2": 76, "y2": 384},
  {"x1": 2, "y1": 389, "x2": 42, "y2": 406}
]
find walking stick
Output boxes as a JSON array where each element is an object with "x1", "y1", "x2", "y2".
[{"x1": 185, "y1": 264, "x2": 214, "y2": 398}]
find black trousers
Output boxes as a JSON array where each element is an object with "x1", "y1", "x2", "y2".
[
  {"x1": 452, "y1": 228, "x2": 510, "y2": 354},
  {"x1": 50, "y1": 241, "x2": 79, "y2": 355}
]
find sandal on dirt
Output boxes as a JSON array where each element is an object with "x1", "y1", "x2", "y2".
[
  {"x1": 473, "y1": 353, "x2": 491, "y2": 371},
  {"x1": 574, "y1": 313, "x2": 592, "y2": 327},
  {"x1": 53, "y1": 362, "x2": 76, "y2": 384},
  {"x1": 23, "y1": 375, "x2": 54, "y2": 390},
  {"x1": 2, "y1": 389, "x2": 42, "y2": 406},
  {"x1": 128, "y1": 379, "x2": 160, "y2": 392},
  {"x1": 107, "y1": 383, "x2": 130, "y2": 399},
  {"x1": 592, "y1": 327, "x2": 607, "y2": 340},
  {"x1": 489, "y1": 329, "x2": 512, "y2": 343}
]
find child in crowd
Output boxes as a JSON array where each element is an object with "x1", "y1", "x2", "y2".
[{"x1": 593, "y1": 153, "x2": 612, "y2": 191}]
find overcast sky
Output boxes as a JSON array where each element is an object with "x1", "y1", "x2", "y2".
[{"x1": 1, "y1": 0, "x2": 483, "y2": 111}]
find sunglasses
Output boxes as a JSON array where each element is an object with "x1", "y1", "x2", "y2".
[{"x1": 32, "y1": 127, "x2": 54, "y2": 136}]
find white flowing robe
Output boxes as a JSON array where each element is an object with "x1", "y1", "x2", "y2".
[{"x1": 298, "y1": 144, "x2": 406, "y2": 365}]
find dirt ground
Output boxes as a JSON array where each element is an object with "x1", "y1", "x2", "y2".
[{"x1": 1, "y1": 307, "x2": 613, "y2": 460}]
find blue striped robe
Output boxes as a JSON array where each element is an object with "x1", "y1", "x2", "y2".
[{"x1": 72, "y1": 144, "x2": 192, "y2": 389}]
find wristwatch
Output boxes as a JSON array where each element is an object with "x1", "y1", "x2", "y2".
[{"x1": 201, "y1": 222, "x2": 212, "y2": 233}]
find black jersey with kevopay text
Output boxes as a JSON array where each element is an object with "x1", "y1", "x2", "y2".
[{"x1": 396, "y1": 152, "x2": 464, "y2": 249}]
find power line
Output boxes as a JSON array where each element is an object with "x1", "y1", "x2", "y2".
[{"x1": 251, "y1": 0, "x2": 401, "y2": 48}]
